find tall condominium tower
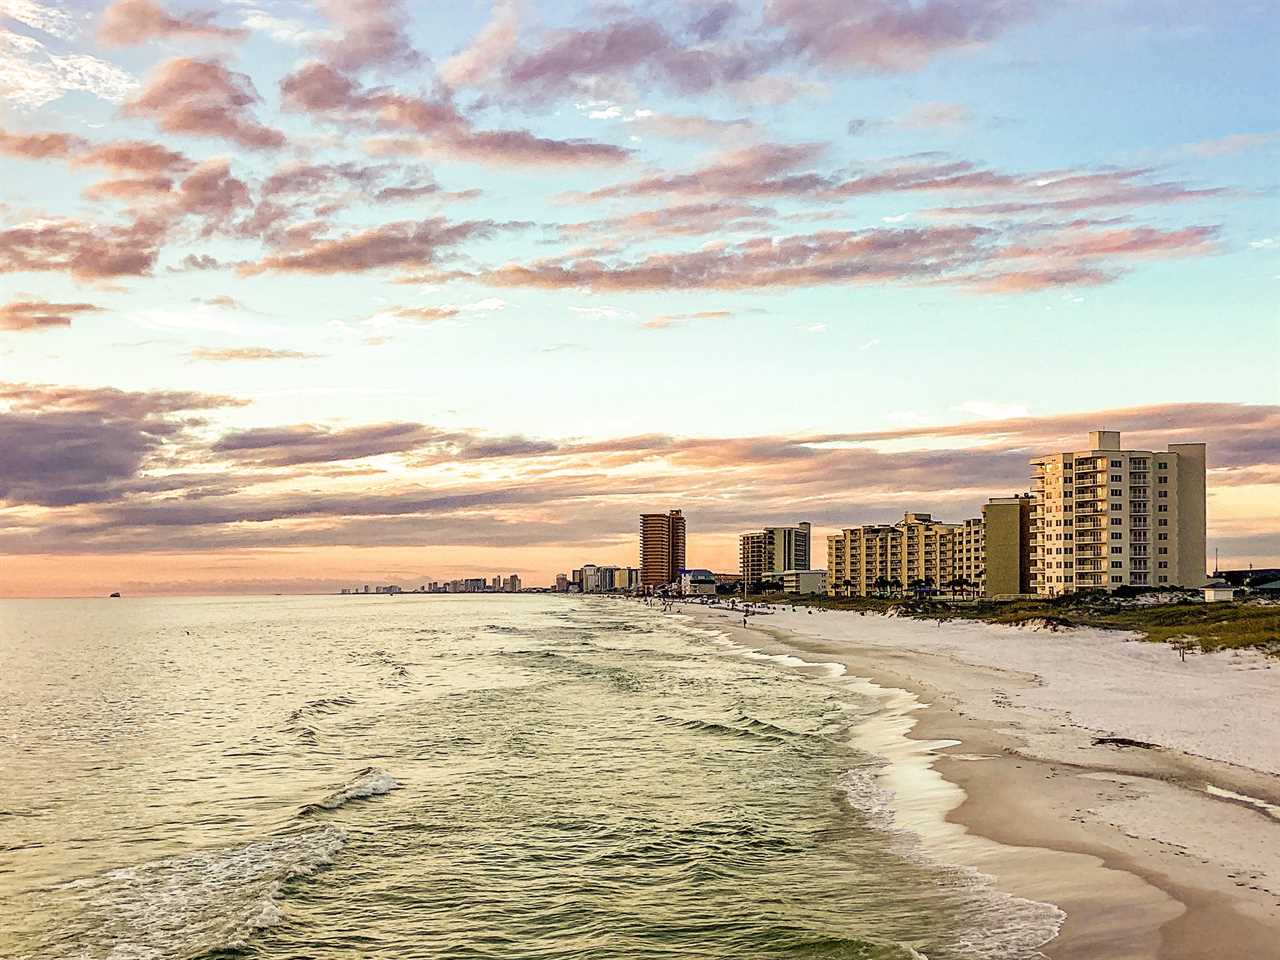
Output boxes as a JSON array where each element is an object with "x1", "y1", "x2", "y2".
[
  {"x1": 1030, "y1": 430, "x2": 1206, "y2": 595},
  {"x1": 640, "y1": 510, "x2": 686, "y2": 588},
  {"x1": 739, "y1": 522, "x2": 811, "y2": 589}
]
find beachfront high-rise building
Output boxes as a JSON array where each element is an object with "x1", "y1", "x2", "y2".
[
  {"x1": 1030, "y1": 430, "x2": 1206, "y2": 595},
  {"x1": 739, "y1": 522, "x2": 811, "y2": 589},
  {"x1": 640, "y1": 510, "x2": 686, "y2": 588},
  {"x1": 827, "y1": 513, "x2": 959, "y2": 597}
]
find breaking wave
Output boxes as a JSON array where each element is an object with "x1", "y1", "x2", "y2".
[{"x1": 301, "y1": 767, "x2": 402, "y2": 815}]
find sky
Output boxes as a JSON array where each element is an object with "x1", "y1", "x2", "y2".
[{"x1": 0, "y1": 0, "x2": 1277, "y2": 596}]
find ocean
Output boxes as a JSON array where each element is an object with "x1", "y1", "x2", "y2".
[{"x1": 0, "y1": 595, "x2": 1061, "y2": 959}]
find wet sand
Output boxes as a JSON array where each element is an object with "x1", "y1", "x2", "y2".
[{"x1": 676, "y1": 602, "x2": 1280, "y2": 960}]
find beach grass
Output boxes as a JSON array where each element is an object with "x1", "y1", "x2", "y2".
[{"x1": 737, "y1": 592, "x2": 1280, "y2": 655}]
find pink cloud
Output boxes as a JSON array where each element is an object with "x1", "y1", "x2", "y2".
[
  {"x1": 631, "y1": 111, "x2": 758, "y2": 144},
  {"x1": 439, "y1": 0, "x2": 519, "y2": 88},
  {"x1": 76, "y1": 140, "x2": 192, "y2": 174},
  {"x1": 576, "y1": 141, "x2": 828, "y2": 201},
  {"x1": 125, "y1": 58, "x2": 285, "y2": 150},
  {"x1": 439, "y1": 218, "x2": 1220, "y2": 295},
  {"x1": 177, "y1": 158, "x2": 251, "y2": 228},
  {"x1": 239, "y1": 217, "x2": 508, "y2": 275},
  {"x1": 0, "y1": 129, "x2": 88, "y2": 160},
  {"x1": 279, "y1": 61, "x2": 631, "y2": 167},
  {"x1": 0, "y1": 300, "x2": 102, "y2": 331},
  {"x1": 188, "y1": 347, "x2": 322, "y2": 362},
  {"x1": 313, "y1": 0, "x2": 421, "y2": 72},
  {"x1": 642, "y1": 309, "x2": 733, "y2": 330},
  {"x1": 765, "y1": 0, "x2": 1037, "y2": 72},
  {"x1": 579, "y1": 146, "x2": 1228, "y2": 225},
  {"x1": 1186, "y1": 131, "x2": 1277, "y2": 158},
  {"x1": 99, "y1": 0, "x2": 247, "y2": 46},
  {"x1": 0, "y1": 216, "x2": 168, "y2": 279},
  {"x1": 385, "y1": 306, "x2": 463, "y2": 323},
  {"x1": 84, "y1": 176, "x2": 175, "y2": 201},
  {"x1": 0, "y1": 128, "x2": 192, "y2": 174},
  {"x1": 557, "y1": 201, "x2": 777, "y2": 241},
  {"x1": 897, "y1": 101, "x2": 972, "y2": 130},
  {"x1": 500, "y1": 15, "x2": 763, "y2": 102},
  {"x1": 448, "y1": 225, "x2": 992, "y2": 292}
]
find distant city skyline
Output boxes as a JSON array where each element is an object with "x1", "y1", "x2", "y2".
[{"x1": 1, "y1": 1, "x2": 1276, "y2": 596}]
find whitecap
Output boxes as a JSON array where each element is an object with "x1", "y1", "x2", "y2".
[{"x1": 301, "y1": 767, "x2": 402, "y2": 814}]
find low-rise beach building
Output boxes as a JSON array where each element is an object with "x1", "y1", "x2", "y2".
[
  {"x1": 779, "y1": 569, "x2": 827, "y2": 595},
  {"x1": 679, "y1": 569, "x2": 717, "y2": 596}
]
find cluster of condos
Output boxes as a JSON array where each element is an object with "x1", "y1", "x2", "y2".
[
  {"x1": 826, "y1": 429, "x2": 1207, "y2": 598},
  {"x1": 555, "y1": 430, "x2": 1209, "y2": 600},
  {"x1": 341, "y1": 575, "x2": 522, "y2": 595}
]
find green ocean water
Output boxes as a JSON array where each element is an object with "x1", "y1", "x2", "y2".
[{"x1": 0, "y1": 595, "x2": 1059, "y2": 959}]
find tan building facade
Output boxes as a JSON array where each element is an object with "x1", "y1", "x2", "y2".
[
  {"x1": 827, "y1": 499, "x2": 1032, "y2": 599},
  {"x1": 981, "y1": 496, "x2": 1033, "y2": 596},
  {"x1": 1030, "y1": 431, "x2": 1206, "y2": 595},
  {"x1": 827, "y1": 512, "x2": 959, "y2": 597},
  {"x1": 640, "y1": 510, "x2": 687, "y2": 588},
  {"x1": 739, "y1": 522, "x2": 811, "y2": 589}
]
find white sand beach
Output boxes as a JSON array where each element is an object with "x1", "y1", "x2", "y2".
[{"x1": 679, "y1": 602, "x2": 1280, "y2": 960}]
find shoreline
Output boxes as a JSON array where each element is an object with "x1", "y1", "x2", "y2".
[{"x1": 673, "y1": 601, "x2": 1280, "y2": 959}]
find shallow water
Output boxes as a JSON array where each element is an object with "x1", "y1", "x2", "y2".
[{"x1": 0, "y1": 595, "x2": 1060, "y2": 959}]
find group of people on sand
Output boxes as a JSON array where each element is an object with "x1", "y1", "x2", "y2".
[{"x1": 630, "y1": 592, "x2": 845, "y2": 628}]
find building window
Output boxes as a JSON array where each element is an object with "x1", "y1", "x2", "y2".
[
  {"x1": 1111, "y1": 488, "x2": 1122, "y2": 497},
  {"x1": 1158, "y1": 519, "x2": 1168, "y2": 526},
  {"x1": 1158, "y1": 476, "x2": 1168, "y2": 484},
  {"x1": 1111, "y1": 575, "x2": 1123, "y2": 583},
  {"x1": 1111, "y1": 518, "x2": 1123, "y2": 525},
  {"x1": 1111, "y1": 532, "x2": 1122, "y2": 539},
  {"x1": 1111, "y1": 460, "x2": 1122, "y2": 467},
  {"x1": 1110, "y1": 561, "x2": 1122, "y2": 568},
  {"x1": 1158, "y1": 576, "x2": 1168, "y2": 583},
  {"x1": 1158, "y1": 505, "x2": 1168, "y2": 513},
  {"x1": 1156, "y1": 461, "x2": 1167, "y2": 469},
  {"x1": 1111, "y1": 474, "x2": 1123, "y2": 482},
  {"x1": 1158, "y1": 561, "x2": 1168, "y2": 569},
  {"x1": 1111, "y1": 547, "x2": 1122, "y2": 554},
  {"x1": 1158, "y1": 547, "x2": 1168, "y2": 554},
  {"x1": 1158, "y1": 533, "x2": 1168, "y2": 541}
]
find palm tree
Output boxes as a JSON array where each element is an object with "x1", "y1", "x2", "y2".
[
  {"x1": 888, "y1": 577, "x2": 902, "y2": 597},
  {"x1": 873, "y1": 575, "x2": 890, "y2": 598}
]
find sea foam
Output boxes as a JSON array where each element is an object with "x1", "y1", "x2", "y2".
[
  {"x1": 302, "y1": 767, "x2": 402, "y2": 814},
  {"x1": 45, "y1": 825, "x2": 346, "y2": 959}
]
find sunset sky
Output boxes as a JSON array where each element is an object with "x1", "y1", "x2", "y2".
[{"x1": 1, "y1": 0, "x2": 1277, "y2": 595}]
